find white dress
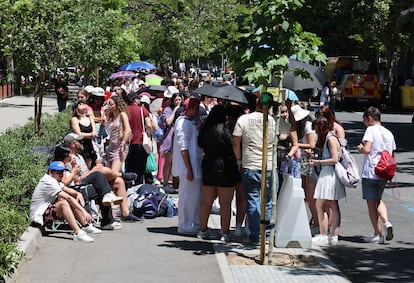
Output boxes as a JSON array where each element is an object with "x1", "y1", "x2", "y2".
[{"x1": 313, "y1": 135, "x2": 346, "y2": 200}]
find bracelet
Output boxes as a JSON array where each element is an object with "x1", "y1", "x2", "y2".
[{"x1": 236, "y1": 159, "x2": 242, "y2": 165}]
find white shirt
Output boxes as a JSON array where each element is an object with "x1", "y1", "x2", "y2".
[
  {"x1": 30, "y1": 174, "x2": 64, "y2": 225},
  {"x1": 361, "y1": 124, "x2": 396, "y2": 179},
  {"x1": 233, "y1": 111, "x2": 276, "y2": 171},
  {"x1": 172, "y1": 116, "x2": 202, "y2": 178},
  {"x1": 320, "y1": 86, "x2": 330, "y2": 106}
]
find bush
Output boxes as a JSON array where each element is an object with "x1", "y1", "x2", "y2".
[{"x1": 0, "y1": 108, "x2": 71, "y2": 280}]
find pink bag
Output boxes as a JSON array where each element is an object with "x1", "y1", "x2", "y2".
[{"x1": 141, "y1": 108, "x2": 152, "y2": 154}]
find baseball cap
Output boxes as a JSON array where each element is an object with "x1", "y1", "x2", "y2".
[
  {"x1": 63, "y1": 133, "x2": 83, "y2": 145},
  {"x1": 91, "y1": 87, "x2": 105, "y2": 97},
  {"x1": 84, "y1": 85, "x2": 95, "y2": 94},
  {"x1": 48, "y1": 161, "x2": 67, "y2": 171}
]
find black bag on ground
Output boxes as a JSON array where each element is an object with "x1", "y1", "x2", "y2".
[{"x1": 132, "y1": 184, "x2": 169, "y2": 219}]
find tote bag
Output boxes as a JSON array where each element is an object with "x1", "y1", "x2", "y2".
[{"x1": 141, "y1": 107, "x2": 153, "y2": 154}]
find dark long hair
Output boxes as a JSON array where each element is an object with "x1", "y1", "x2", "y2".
[
  {"x1": 198, "y1": 104, "x2": 229, "y2": 151},
  {"x1": 312, "y1": 117, "x2": 330, "y2": 150}
]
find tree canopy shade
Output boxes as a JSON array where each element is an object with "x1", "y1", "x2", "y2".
[
  {"x1": 229, "y1": 0, "x2": 326, "y2": 87},
  {"x1": 128, "y1": 0, "x2": 240, "y2": 72}
]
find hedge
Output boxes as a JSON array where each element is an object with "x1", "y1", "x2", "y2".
[{"x1": 0, "y1": 109, "x2": 71, "y2": 280}]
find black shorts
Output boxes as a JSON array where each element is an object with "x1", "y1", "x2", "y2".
[{"x1": 201, "y1": 155, "x2": 238, "y2": 187}]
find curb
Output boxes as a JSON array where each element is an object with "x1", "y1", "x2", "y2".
[{"x1": 4, "y1": 227, "x2": 43, "y2": 283}]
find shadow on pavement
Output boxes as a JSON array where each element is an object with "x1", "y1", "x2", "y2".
[
  {"x1": 324, "y1": 245, "x2": 414, "y2": 283},
  {"x1": 342, "y1": 120, "x2": 414, "y2": 152}
]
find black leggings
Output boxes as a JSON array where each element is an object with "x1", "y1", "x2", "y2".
[{"x1": 81, "y1": 171, "x2": 114, "y2": 226}]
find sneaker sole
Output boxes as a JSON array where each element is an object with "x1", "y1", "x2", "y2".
[
  {"x1": 112, "y1": 197, "x2": 123, "y2": 205},
  {"x1": 386, "y1": 226, "x2": 393, "y2": 241},
  {"x1": 102, "y1": 197, "x2": 123, "y2": 206},
  {"x1": 83, "y1": 229, "x2": 102, "y2": 234}
]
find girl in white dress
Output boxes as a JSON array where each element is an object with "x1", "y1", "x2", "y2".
[{"x1": 310, "y1": 117, "x2": 345, "y2": 246}]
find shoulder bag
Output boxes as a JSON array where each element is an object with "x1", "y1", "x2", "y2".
[{"x1": 141, "y1": 107, "x2": 153, "y2": 154}]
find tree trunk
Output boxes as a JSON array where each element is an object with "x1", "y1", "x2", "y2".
[{"x1": 34, "y1": 69, "x2": 45, "y2": 137}]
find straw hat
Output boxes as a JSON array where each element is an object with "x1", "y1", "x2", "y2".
[{"x1": 290, "y1": 104, "x2": 310, "y2": 121}]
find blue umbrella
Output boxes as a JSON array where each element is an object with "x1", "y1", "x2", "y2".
[
  {"x1": 118, "y1": 61, "x2": 156, "y2": 71},
  {"x1": 283, "y1": 88, "x2": 299, "y2": 101}
]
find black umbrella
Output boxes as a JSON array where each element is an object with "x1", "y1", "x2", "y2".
[
  {"x1": 193, "y1": 83, "x2": 249, "y2": 104},
  {"x1": 282, "y1": 59, "x2": 328, "y2": 90}
]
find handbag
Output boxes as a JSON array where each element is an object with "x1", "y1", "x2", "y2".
[
  {"x1": 145, "y1": 152, "x2": 158, "y2": 173},
  {"x1": 141, "y1": 107, "x2": 153, "y2": 154}
]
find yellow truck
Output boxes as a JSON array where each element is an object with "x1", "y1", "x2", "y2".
[{"x1": 325, "y1": 56, "x2": 383, "y2": 107}]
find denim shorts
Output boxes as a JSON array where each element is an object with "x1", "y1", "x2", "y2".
[{"x1": 362, "y1": 178, "x2": 386, "y2": 200}]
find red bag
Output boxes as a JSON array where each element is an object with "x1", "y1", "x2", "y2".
[{"x1": 375, "y1": 151, "x2": 396, "y2": 180}]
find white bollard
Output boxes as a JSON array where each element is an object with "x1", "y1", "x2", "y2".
[{"x1": 275, "y1": 174, "x2": 312, "y2": 248}]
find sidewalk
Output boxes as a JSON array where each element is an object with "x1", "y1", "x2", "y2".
[
  {"x1": 0, "y1": 86, "x2": 79, "y2": 133},
  {"x1": 9, "y1": 206, "x2": 350, "y2": 283},
  {"x1": 1, "y1": 92, "x2": 350, "y2": 283}
]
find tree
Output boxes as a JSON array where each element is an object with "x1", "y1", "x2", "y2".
[
  {"x1": 128, "y1": 0, "x2": 240, "y2": 72},
  {"x1": 230, "y1": 0, "x2": 326, "y2": 86}
]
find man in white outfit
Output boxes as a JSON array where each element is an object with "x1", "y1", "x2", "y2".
[{"x1": 172, "y1": 97, "x2": 202, "y2": 235}]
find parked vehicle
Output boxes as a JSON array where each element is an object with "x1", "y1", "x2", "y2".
[{"x1": 325, "y1": 56, "x2": 383, "y2": 107}]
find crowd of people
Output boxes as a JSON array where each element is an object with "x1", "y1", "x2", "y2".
[{"x1": 30, "y1": 70, "x2": 396, "y2": 247}]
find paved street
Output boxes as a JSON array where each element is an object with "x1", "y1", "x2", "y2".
[
  {"x1": 2, "y1": 94, "x2": 414, "y2": 282},
  {"x1": 322, "y1": 111, "x2": 414, "y2": 283}
]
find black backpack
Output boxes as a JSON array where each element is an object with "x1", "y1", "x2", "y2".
[{"x1": 132, "y1": 184, "x2": 168, "y2": 219}]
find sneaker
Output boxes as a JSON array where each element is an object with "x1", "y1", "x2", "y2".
[
  {"x1": 384, "y1": 221, "x2": 393, "y2": 241},
  {"x1": 197, "y1": 229, "x2": 219, "y2": 240},
  {"x1": 329, "y1": 235, "x2": 339, "y2": 246},
  {"x1": 101, "y1": 221, "x2": 122, "y2": 230},
  {"x1": 73, "y1": 230, "x2": 94, "y2": 242},
  {"x1": 362, "y1": 235, "x2": 384, "y2": 244},
  {"x1": 153, "y1": 179, "x2": 161, "y2": 186},
  {"x1": 177, "y1": 228, "x2": 198, "y2": 236},
  {"x1": 312, "y1": 235, "x2": 329, "y2": 246},
  {"x1": 83, "y1": 223, "x2": 102, "y2": 234},
  {"x1": 122, "y1": 172, "x2": 137, "y2": 182},
  {"x1": 102, "y1": 192, "x2": 123, "y2": 206},
  {"x1": 121, "y1": 213, "x2": 144, "y2": 222},
  {"x1": 221, "y1": 234, "x2": 231, "y2": 243}
]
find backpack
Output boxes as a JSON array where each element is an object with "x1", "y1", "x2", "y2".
[
  {"x1": 332, "y1": 137, "x2": 360, "y2": 188},
  {"x1": 132, "y1": 184, "x2": 169, "y2": 219},
  {"x1": 375, "y1": 150, "x2": 396, "y2": 181}
]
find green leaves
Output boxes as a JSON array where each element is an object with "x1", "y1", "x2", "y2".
[
  {"x1": 233, "y1": 0, "x2": 326, "y2": 86},
  {"x1": 0, "y1": 108, "x2": 72, "y2": 279}
]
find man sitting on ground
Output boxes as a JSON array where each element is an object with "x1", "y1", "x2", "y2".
[
  {"x1": 52, "y1": 144, "x2": 124, "y2": 230},
  {"x1": 63, "y1": 133, "x2": 141, "y2": 222},
  {"x1": 30, "y1": 161, "x2": 98, "y2": 242}
]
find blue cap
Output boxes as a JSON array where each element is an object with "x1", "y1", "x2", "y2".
[{"x1": 48, "y1": 161, "x2": 66, "y2": 171}]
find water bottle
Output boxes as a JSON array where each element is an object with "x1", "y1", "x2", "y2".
[
  {"x1": 292, "y1": 158, "x2": 301, "y2": 178},
  {"x1": 167, "y1": 197, "x2": 174, "y2": 218}
]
